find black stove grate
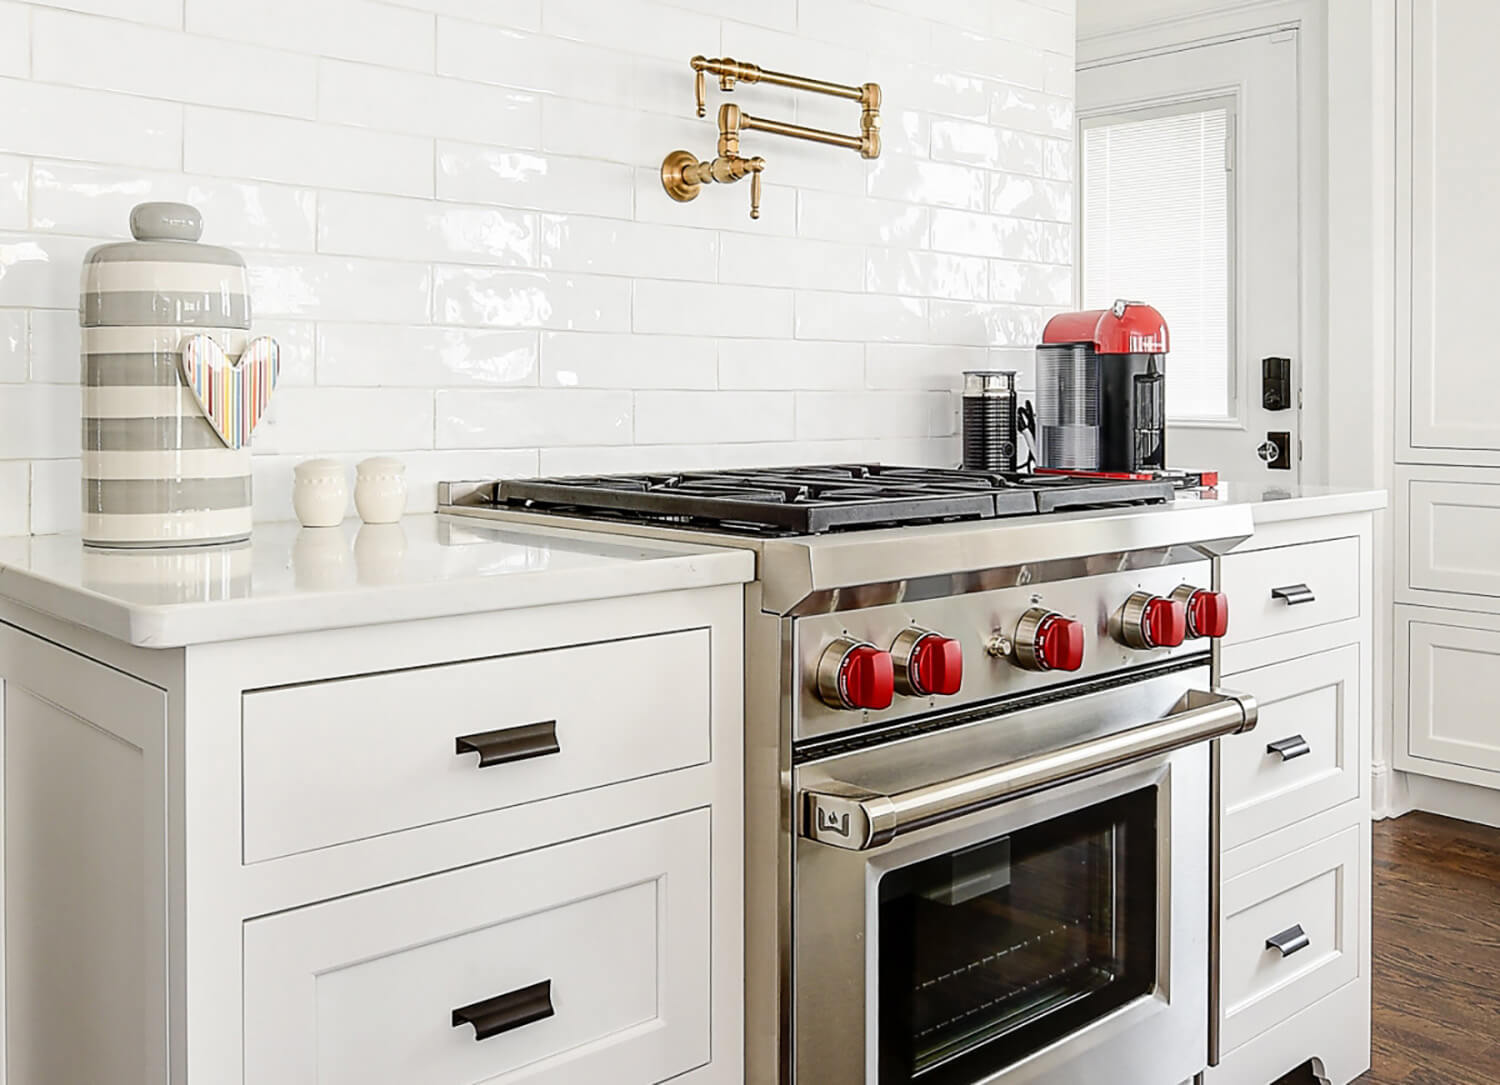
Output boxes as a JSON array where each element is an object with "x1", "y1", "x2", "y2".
[{"x1": 487, "y1": 464, "x2": 1174, "y2": 537}]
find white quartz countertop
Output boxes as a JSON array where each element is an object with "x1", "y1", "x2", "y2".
[
  {"x1": 1179, "y1": 482, "x2": 1387, "y2": 522},
  {"x1": 0, "y1": 515, "x2": 755, "y2": 649}
]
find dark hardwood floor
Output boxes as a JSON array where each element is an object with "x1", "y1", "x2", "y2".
[{"x1": 1270, "y1": 812, "x2": 1500, "y2": 1085}]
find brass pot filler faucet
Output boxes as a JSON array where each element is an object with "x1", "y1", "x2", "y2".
[{"x1": 660, "y1": 55, "x2": 882, "y2": 220}]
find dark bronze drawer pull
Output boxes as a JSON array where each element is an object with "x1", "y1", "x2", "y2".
[
  {"x1": 455, "y1": 721, "x2": 560, "y2": 768},
  {"x1": 1270, "y1": 583, "x2": 1316, "y2": 606},
  {"x1": 1265, "y1": 924, "x2": 1310, "y2": 958},
  {"x1": 1267, "y1": 735, "x2": 1311, "y2": 761},
  {"x1": 452, "y1": 979, "x2": 554, "y2": 1041}
]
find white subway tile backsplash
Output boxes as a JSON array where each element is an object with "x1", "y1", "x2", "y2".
[
  {"x1": 0, "y1": 78, "x2": 182, "y2": 170},
  {"x1": 540, "y1": 214, "x2": 717, "y2": 281},
  {"x1": 255, "y1": 388, "x2": 436, "y2": 453},
  {"x1": 634, "y1": 391, "x2": 795, "y2": 445},
  {"x1": 0, "y1": 0, "x2": 1075, "y2": 531},
  {"x1": 542, "y1": 331, "x2": 716, "y2": 389},
  {"x1": 184, "y1": 109, "x2": 435, "y2": 198},
  {"x1": 795, "y1": 291, "x2": 927, "y2": 343},
  {"x1": 435, "y1": 268, "x2": 633, "y2": 331},
  {"x1": 0, "y1": 311, "x2": 25, "y2": 383},
  {"x1": 0, "y1": 383, "x2": 78, "y2": 458},
  {"x1": 635, "y1": 280, "x2": 794, "y2": 338},
  {"x1": 318, "y1": 191, "x2": 537, "y2": 266},
  {"x1": 246, "y1": 254, "x2": 433, "y2": 323},
  {"x1": 0, "y1": 155, "x2": 24, "y2": 230},
  {"x1": 30, "y1": 162, "x2": 318, "y2": 252},
  {"x1": 34, "y1": 10, "x2": 318, "y2": 118},
  {"x1": 437, "y1": 388, "x2": 633, "y2": 448},
  {"x1": 319, "y1": 60, "x2": 543, "y2": 148},
  {"x1": 319, "y1": 324, "x2": 539, "y2": 387},
  {"x1": 438, "y1": 145, "x2": 634, "y2": 219},
  {"x1": 186, "y1": 0, "x2": 436, "y2": 70},
  {"x1": 718, "y1": 339, "x2": 864, "y2": 390}
]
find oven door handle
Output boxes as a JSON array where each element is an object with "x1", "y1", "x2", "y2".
[{"x1": 801, "y1": 688, "x2": 1257, "y2": 851}]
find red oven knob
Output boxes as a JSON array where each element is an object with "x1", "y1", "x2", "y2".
[
  {"x1": 816, "y1": 637, "x2": 895, "y2": 711},
  {"x1": 892, "y1": 629, "x2": 964, "y2": 697},
  {"x1": 1118, "y1": 591, "x2": 1187, "y2": 649},
  {"x1": 1014, "y1": 608, "x2": 1085, "y2": 672},
  {"x1": 1172, "y1": 585, "x2": 1230, "y2": 639}
]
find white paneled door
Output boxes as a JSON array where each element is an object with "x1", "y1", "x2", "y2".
[{"x1": 1078, "y1": 31, "x2": 1303, "y2": 483}]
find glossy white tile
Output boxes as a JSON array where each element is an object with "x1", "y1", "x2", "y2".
[
  {"x1": 437, "y1": 389, "x2": 634, "y2": 448},
  {"x1": 930, "y1": 25, "x2": 1049, "y2": 90},
  {"x1": 319, "y1": 60, "x2": 543, "y2": 148},
  {"x1": 867, "y1": 156, "x2": 987, "y2": 211},
  {"x1": 381, "y1": 0, "x2": 539, "y2": 29},
  {"x1": 632, "y1": 167, "x2": 798, "y2": 236},
  {"x1": 434, "y1": 268, "x2": 633, "y2": 332},
  {"x1": 932, "y1": 119, "x2": 1047, "y2": 175},
  {"x1": 254, "y1": 388, "x2": 436, "y2": 454},
  {"x1": 990, "y1": 87, "x2": 1074, "y2": 138},
  {"x1": 0, "y1": 3, "x2": 26, "y2": 78},
  {"x1": 186, "y1": 0, "x2": 436, "y2": 70},
  {"x1": 866, "y1": 249, "x2": 989, "y2": 302},
  {"x1": 0, "y1": 154, "x2": 24, "y2": 230},
  {"x1": 26, "y1": 0, "x2": 179, "y2": 26},
  {"x1": 1043, "y1": 138, "x2": 1072, "y2": 181},
  {"x1": 184, "y1": 109, "x2": 434, "y2": 198},
  {"x1": 794, "y1": 291, "x2": 927, "y2": 343},
  {"x1": 931, "y1": 208, "x2": 1034, "y2": 259},
  {"x1": 663, "y1": 0, "x2": 796, "y2": 31},
  {"x1": 0, "y1": 234, "x2": 96, "y2": 309},
  {"x1": 634, "y1": 391, "x2": 795, "y2": 445},
  {"x1": 990, "y1": 259, "x2": 1073, "y2": 306},
  {"x1": 635, "y1": 281, "x2": 794, "y2": 338},
  {"x1": 28, "y1": 308, "x2": 78, "y2": 383},
  {"x1": 865, "y1": 343, "x2": 985, "y2": 390},
  {"x1": 0, "y1": 310, "x2": 24, "y2": 383},
  {"x1": 796, "y1": 190, "x2": 931, "y2": 248},
  {"x1": 246, "y1": 255, "x2": 433, "y2": 323},
  {"x1": 989, "y1": 175, "x2": 1073, "y2": 222},
  {"x1": 30, "y1": 162, "x2": 317, "y2": 252},
  {"x1": 541, "y1": 0, "x2": 719, "y2": 61},
  {"x1": 438, "y1": 144, "x2": 634, "y2": 219},
  {"x1": 718, "y1": 340, "x2": 864, "y2": 391},
  {"x1": 541, "y1": 97, "x2": 701, "y2": 168},
  {"x1": 872, "y1": 0, "x2": 989, "y2": 34},
  {"x1": 0, "y1": 383, "x2": 78, "y2": 458},
  {"x1": 253, "y1": 320, "x2": 317, "y2": 387},
  {"x1": 795, "y1": 390, "x2": 954, "y2": 441},
  {"x1": 800, "y1": 0, "x2": 931, "y2": 62},
  {"x1": 542, "y1": 331, "x2": 717, "y2": 389},
  {"x1": 28, "y1": 458, "x2": 80, "y2": 535},
  {"x1": 929, "y1": 299, "x2": 1045, "y2": 346},
  {"x1": 0, "y1": 78, "x2": 181, "y2": 170},
  {"x1": 34, "y1": 10, "x2": 318, "y2": 118},
  {"x1": 998, "y1": 1, "x2": 1074, "y2": 55},
  {"x1": 881, "y1": 63, "x2": 989, "y2": 124},
  {"x1": 718, "y1": 233, "x2": 865, "y2": 293},
  {"x1": 0, "y1": 462, "x2": 28, "y2": 535},
  {"x1": 540, "y1": 214, "x2": 717, "y2": 281},
  {"x1": 319, "y1": 324, "x2": 539, "y2": 387},
  {"x1": 319, "y1": 192, "x2": 537, "y2": 266}
]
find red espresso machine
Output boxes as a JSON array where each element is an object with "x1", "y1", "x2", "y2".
[{"x1": 1035, "y1": 299, "x2": 1170, "y2": 475}]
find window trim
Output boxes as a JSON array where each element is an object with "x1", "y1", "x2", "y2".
[{"x1": 1076, "y1": 93, "x2": 1242, "y2": 429}]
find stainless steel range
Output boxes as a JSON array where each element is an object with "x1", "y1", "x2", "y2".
[{"x1": 439, "y1": 464, "x2": 1258, "y2": 1085}]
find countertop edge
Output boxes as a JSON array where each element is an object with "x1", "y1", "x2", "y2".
[{"x1": 1245, "y1": 489, "x2": 1388, "y2": 524}]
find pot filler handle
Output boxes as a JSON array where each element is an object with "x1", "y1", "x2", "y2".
[{"x1": 801, "y1": 688, "x2": 1258, "y2": 852}]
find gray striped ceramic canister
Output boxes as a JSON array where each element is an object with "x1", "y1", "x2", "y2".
[{"x1": 80, "y1": 202, "x2": 253, "y2": 548}]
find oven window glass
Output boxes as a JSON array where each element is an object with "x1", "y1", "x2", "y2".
[{"x1": 878, "y1": 788, "x2": 1158, "y2": 1083}]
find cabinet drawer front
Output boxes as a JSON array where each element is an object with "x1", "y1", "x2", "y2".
[
  {"x1": 1220, "y1": 645, "x2": 1360, "y2": 851},
  {"x1": 1406, "y1": 617, "x2": 1500, "y2": 773},
  {"x1": 242, "y1": 628, "x2": 710, "y2": 862},
  {"x1": 1219, "y1": 537, "x2": 1360, "y2": 645},
  {"x1": 244, "y1": 811, "x2": 710, "y2": 1085},
  {"x1": 1218, "y1": 826, "x2": 1359, "y2": 1054},
  {"x1": 1408, "y1": 480, "x2": 1500, "y2": 596}
]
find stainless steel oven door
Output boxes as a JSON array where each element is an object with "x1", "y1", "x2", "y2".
[{"x1": 792, "y1": 667, "x2": 1255, "y2": 1085}]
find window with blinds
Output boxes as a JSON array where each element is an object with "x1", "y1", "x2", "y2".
[{"x1": 1081, "y1": 102, "x2": 1234, "y2": 421}]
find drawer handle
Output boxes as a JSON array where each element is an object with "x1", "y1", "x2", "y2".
[
  {"x1": 455, "y1": 721, "x2": 560, "y2": 768},
  {"x1": 452, "y1": 979, "x2": 554, "y2": 1041},
  {"x1": 1265, "y1": 924, "x2": 1310, "y2": 958},
  {"x1": 1270, "y1": 583, "x2": 1316, "y2": 606},
  {"x1": 1267, "y1": 735, "x2": 1311, "y2": 761}
]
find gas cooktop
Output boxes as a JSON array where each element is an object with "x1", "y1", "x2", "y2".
[{"x1": 472, "y1": 464, "x2": 1175, "y2": 537}]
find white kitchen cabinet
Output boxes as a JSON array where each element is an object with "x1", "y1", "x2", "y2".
[
  {"x1": 1206, "y1": 510, "x2": 1373, "y2": 1085},
  {"x1": 1395, "y1": 603, "x2": 1500, "y2": 790},
  {"x1": 0, "y1": 535, "x2": 749, "y2": 1085}
]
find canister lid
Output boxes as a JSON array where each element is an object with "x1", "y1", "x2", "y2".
[
  {"x1": 963, "y1": 370, "x2": 1017, "y2": 396},
  {"x1": 80, "y1": 202, "x2": 251, "y2": 330}
]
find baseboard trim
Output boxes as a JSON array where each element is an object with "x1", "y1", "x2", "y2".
[
  {"x1": 1371, "y1": 764, "x2": 1411, "y2": 820},
  {"x1": 1400, "y1": 772, "x2": 1500, "y2": 829}
]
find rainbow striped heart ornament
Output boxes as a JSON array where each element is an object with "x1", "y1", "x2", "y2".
[{"x1": 179, "y1": 334, "x2": 281, "y2": 450}]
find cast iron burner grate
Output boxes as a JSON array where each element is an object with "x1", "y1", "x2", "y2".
[{"x1": 487, "y1": 464, "x2": 1174, "y2": 537}]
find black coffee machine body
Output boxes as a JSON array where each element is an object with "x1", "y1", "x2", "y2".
[{"x1": 1035, "y1": 300, "x2": 1168, "y2": 474}]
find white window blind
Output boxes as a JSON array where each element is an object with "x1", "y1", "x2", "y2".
[{"x1": 1081, "y1": 104, "x2": 1233, "y2": 420}]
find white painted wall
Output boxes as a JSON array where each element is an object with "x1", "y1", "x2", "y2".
[{"x1": 0, "y1": 0, "x2": 1076, "y2": 534}]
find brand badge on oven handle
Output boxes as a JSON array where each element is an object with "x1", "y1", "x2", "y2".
[{"x1": 802, "y1": 782, "x2": 898, "y2": 849}]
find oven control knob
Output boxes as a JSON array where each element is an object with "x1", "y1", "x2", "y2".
[
  {"x1": 816, "y1": 637, "x2": 895, "y2": 711},
  {"x1": 891, "y1": 629, "x2": 963, "y2": 697},
  {"x1": 1013, "y1": 608, "x2": 1086, "y2": 672},
  {"x1": 1171, "y1": 585, "x2": 1230, "y2": 639},
  {"x1": 1119, "y1": 591, "x2": 1188, "y2": 650}
]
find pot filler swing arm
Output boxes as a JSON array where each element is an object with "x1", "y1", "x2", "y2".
[{"x1": 661, "y1": 55, "x2": 882, "y2": 219}]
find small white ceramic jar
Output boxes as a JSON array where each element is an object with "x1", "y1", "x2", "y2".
[
  {"x1": 354, "y1": 457, "x2": 407, "y2": 524},
  {"x1": 292, "y1": 459, "x2": 348, "y2": 528}
]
